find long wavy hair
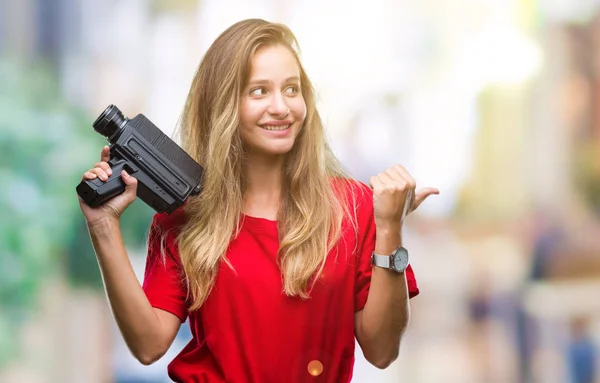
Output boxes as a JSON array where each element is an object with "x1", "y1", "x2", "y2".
[{"x1": 176, "y1": 18, "x2": 355, "y2": 310}]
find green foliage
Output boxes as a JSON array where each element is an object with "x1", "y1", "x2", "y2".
[{"x1": 0, "y1": 57, "x2": 154, "y2": 367}]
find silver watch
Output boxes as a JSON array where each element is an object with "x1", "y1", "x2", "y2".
[{"x1": 371, "y1": 246, "x2": 409, "y2": 273}]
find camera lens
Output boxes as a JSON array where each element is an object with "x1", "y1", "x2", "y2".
[{"x1": 93, "y1": 105, "x2": 127, "y2": 140}]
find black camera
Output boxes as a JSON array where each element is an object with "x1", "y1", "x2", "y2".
[{"x1": 76, "y1": 105, "x2": 204, "y2": 214}]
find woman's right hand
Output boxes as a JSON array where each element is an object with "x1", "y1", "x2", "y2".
[{"x1": 78, "y1": 145, "x2": 138, "y2": 226}]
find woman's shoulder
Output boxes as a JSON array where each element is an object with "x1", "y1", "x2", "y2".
[
  {"x1": 147, "y1": 207, "x2": 188, "y2": 262},
  {"x1": 150, "y1": 206, "x2": 188, "y2": 237}
]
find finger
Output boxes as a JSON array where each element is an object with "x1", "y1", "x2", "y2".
[
  {"x1": 369, "y1": 175, "x2": 382, "y2": 190},
  {"x1": 382, "y1": 167, "x2": 407, "y2": 185},
  {"x1": 90, "y1": 167, "x2": 109, "y2": 181},
  {"x1": 394, "y1": 165, "x2": 415, "y2": 188},
  {"x1": 376, "y1": 172, "x2": 396, "y2": 186},
  {"x1": 378, "y1": 172, "x2": 410, "y2": 197},
  {"x1": 383, "y1": 166, "x2": 404, "y2": 183},
  {"x1": 121, "y1": 171, "x2": 138, "y2": 198},
  {"x1": 100, "y1": 146, "x2": 110, "y2": 162},
  {"x1": 82, "y1": 171, "x2": 98, "y2": 181},
  {"x1": 412, "y1": 187, "x2": 440, "y2": 210},
  {"x1": 94, "y1": 161, "x2": 113, "y2": 176}
]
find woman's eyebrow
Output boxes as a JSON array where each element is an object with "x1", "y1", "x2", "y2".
[{"x1": 247, "y1": 76, "x2": 300, "y2": 86}]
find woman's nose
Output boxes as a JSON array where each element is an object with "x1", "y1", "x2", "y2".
[{"x1": 268, "y1": 94, "x2": 289, "y2": 116}]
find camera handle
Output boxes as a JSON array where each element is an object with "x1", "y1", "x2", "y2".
[{"x1": 76, "y1": 157, "x2": 139, "y2": 207}]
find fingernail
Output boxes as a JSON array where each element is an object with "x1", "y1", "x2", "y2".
[{"x1": 122, "y1": 170, "x2": 129, "y2": 178}]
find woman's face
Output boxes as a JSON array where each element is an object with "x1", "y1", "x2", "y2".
[{"x1": 239, "y1": 44, "x2": 307, "y2": 160}]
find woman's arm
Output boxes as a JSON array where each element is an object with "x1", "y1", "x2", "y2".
[
  {"x1": 354, "y1": 165, "x2": 438, "y2": 369},
  {"x1": 79, "y1": 146, "x2": 181, "y2": 365},
  {"x1": 354, "y1": 224, "x2": 409, "y2": 369},
  {"x1": 89, "y1": 218, "x2": 182, "y2": 365}
]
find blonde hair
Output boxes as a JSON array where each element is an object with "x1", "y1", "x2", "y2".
[{"x1": 177, "y1": 18, "x2": 354, "y2": 310}]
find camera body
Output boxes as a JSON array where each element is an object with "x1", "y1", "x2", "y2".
[{"x1": 76, "y1": 105, "x2": 204, "y2": 214}]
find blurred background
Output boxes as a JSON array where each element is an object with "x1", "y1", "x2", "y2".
[{"x1": 2, "y1": 0, "x2": 600, "y2": 382}]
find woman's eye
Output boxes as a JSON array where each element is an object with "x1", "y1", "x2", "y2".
[
  {"x1": 250, "y1": 88, "x2": 266, "y2": 96},
  {"x1": 285, "y1": 86, "x2": 299, "y2": 94}
]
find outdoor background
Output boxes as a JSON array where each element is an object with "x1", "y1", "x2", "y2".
[{"x1": 2, "y1": 0, "x2": 600, "y2": 382}]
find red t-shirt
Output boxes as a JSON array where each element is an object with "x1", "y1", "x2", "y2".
[{"x1": 142, "y1": 180, "x2": 419, "y2": 383}]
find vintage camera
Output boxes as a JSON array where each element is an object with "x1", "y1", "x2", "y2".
[{"x1": 76, "y1": 105, "x2": 203, "y2": 214}]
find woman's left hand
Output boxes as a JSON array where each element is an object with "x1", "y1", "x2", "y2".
[{"x1": 369, "y1": 165, "x2": 439, "y2": 229}]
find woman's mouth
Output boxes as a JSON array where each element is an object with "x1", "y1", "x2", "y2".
[{"x1": 260, "y1": 124, "x2": 290, "y2": 131}]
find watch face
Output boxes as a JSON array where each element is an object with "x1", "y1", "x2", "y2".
[{"x1": 393, "y1": 247, "x2": 409, "y2": 271}]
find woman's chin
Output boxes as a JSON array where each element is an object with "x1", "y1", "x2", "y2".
[{"x1": 248, "y1": 145, "x2": 294, "y2": 159}]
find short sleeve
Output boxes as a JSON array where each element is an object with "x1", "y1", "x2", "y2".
[
  {"x1": 142, "y1": 213, "x2": 189, "y2": 322},
  {"x1": 354, "y1": 183, "x2": 420, "y2": 312}
]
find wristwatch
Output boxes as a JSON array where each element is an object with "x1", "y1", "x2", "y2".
[{"x1": 371, "y1": 246, "x2": 409, "y2": 273}]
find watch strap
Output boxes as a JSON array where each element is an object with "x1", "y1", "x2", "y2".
[{"x1": 371, "y1": 253, "x2": 391, "y2": 268}]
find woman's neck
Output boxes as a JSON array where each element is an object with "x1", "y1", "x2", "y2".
[{"x1": 242, "y1": 154, "x2": 285, "y2": 220}]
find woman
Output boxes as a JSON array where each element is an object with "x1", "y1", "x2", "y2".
[{"x1": 79, "y1": 18, "x2": 438, "y2": 383}]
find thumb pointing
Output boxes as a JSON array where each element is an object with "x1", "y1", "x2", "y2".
[{"x1": 412, "y1": 187, "x2": 440, "y2": 211}]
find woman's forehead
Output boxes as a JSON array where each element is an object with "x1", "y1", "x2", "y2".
[{"x1": 248, "y1": 45, "x2": 300, "y2": 81}]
